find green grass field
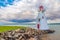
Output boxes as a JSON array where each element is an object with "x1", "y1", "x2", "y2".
[{"x1": 0, "y1": 26, "x2": 26, "y2": 33}]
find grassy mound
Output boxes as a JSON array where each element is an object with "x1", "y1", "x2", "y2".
[{"x1": 0, "y1": 26, "x2": 26, "y2": 33}]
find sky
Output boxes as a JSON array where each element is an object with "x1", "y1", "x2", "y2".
[{"x1": 0, "y1": 0, "x2": 60, "y2": 24}]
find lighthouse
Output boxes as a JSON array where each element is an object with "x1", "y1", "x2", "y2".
[{"x1": 36, "y1": 5, "x2": 49, "y2": 30}]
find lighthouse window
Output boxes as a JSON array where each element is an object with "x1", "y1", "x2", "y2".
[
  {"x1": 38, "y1": 18, "x2": 40, "y2": 21},
  {"x1": 42, "y1": 16, "x2": 44, "y2": 19}
]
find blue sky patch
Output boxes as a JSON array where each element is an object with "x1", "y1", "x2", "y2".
[
  {"x1": 0, "y1": 0, "x2": 15, "y2": 7},
  {"x1": 7, "y1": 0, "x2": 14, "y2": 5}
]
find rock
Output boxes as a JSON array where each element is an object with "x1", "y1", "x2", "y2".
[
  {"x1": 15, "y1": 29, "x2": 25, "y2": 33},
  {"x1": 46, "y1": 30, "x2": 55, "y2": 34},
  {"x1": 0, "y1": 27, "x2": 55, "y2": 40},
  {"x1": 29, "y1": 37, "x2": 36, "y2": 40},
  {"x1": 40, "y1": 30, "x2": 55, "y2": 34},
  {"x1": 0, "y1": 38, "x2": 5, "y2": 40}
]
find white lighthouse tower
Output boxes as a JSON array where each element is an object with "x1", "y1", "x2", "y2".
[{"x1": 36, "y1": 5, "x2": 49, "y2": 30}]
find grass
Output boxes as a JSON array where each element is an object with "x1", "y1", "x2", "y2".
[{"x1": 0, "y1": 26, "x2": 26, "y2": 33}]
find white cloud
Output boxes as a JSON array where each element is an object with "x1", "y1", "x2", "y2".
[
  {"x1": 48, "y1": 19, "x2": 60, "y2": 23},
  {"x1": 0, "y1": 0, "x2": 38, "y2": 20},
  {"x1": 0, "y1": 0, "x2": 60, "y2": 23}
]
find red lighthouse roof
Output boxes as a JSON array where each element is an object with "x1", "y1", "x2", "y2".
[{"x1": 39, "y1": 5, "x2": 44, "y2": 11}]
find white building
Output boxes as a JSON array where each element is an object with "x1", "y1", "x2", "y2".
[{"x1": 36, "y1": 6, "x2": 49, "y2": 30}]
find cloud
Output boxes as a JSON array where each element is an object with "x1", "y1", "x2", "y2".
[
  {"x1": 0, "y1": 0, "x2": 60, "y2": 23},
  {"x1": 48, "y1": 19, "x2": 60, "y2": 23},
  {"x1": 45, "y1": 0, "x2": 60, "y2": 20},
  {"x1": 0, "y1": 0, "x2": 38, "y2": 20}
]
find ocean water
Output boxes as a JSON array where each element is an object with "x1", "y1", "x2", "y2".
[{"x1": 48, "y1": 24, "x2": 60, "y2": 40}]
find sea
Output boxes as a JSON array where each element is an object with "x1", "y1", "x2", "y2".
[
  {"x1": 0, "y1": 23, "x2": 60, "y2": 40},
  {"x1": 48, "y1": 23, "x2": 60, "y2": 40}
]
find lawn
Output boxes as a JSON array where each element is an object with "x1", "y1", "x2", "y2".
[{"x1": 0, "y1": 26, "x2": 26, "y2": 33}]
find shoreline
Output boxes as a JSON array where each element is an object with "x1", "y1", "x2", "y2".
[{"x1": 0, "y1": 27, "x2": 54, "y2": 40}]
